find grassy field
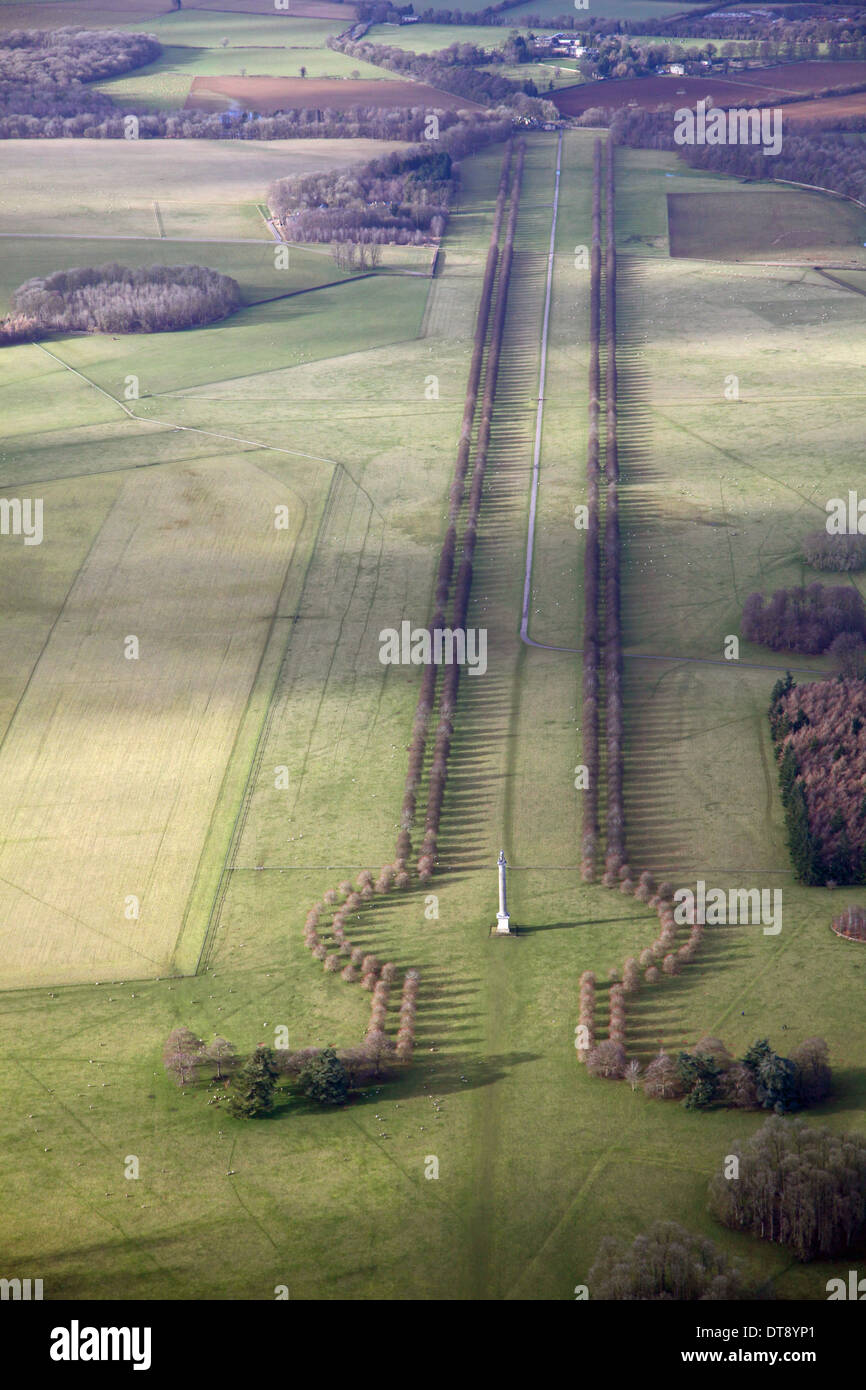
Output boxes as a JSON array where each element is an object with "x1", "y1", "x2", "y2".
[
  {"x1": 0, "y1": 139, "x2": 405, "y2": 241},
  {"x1": 477, "y1": 57, "x2": 585, "y2": 89},
  {"x1": 668, "y1": 186, "x2": 866, "y2": 265},
  {"x1": 3, "y1": 125, "x2": 866, "y2": 1302},
  {"x1": 95, "y1": 42, "x2": 402, "y2": 110},
  {"x1": 0, "y1": 237, "x2": 361, "y2": 314},
  {"x1": 365, "y1": 21, "x2": 523, "y2": 50},
  {"x1": 504, "y1": 0, "x2": 710, "y2": 20},
  {"x1": 184, "y1": 74, "x2": 478, "y2": 113},
  {"x1": 0, "y1": 450, "x2": 307, "y2": 990}
]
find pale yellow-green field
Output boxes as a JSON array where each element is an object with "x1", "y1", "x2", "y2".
[
  {"x1": 0, "y1": 451, "x2": 305, "y2": 988},
  {"x1": 0, "y1": 138, "x2": 407, "y2": 240}
]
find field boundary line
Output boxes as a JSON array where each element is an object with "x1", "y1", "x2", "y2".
[
  {"x1": 0, "y1": 232, "x2": 274, "y2": 244},
  {"x1": 173, "y1": 470, "x2": 310, "y2": 975},
  {"x1": 190, "y1": 465, "x2": 345, "y2": 976},
  {"x1": 32, "y1": 342, "x2": 385, "y2": 520}
]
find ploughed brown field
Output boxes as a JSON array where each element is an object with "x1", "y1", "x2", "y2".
[
  {"x1": 186, "y1": 75, "x2": 482, "y2": 113},
  {"x1": 0, "y1": 0, "x2": 355, "y2": 20},
  {"x1": 777, "y1": 90, "x2": 866, "y2": 122},
  {"x1": 553, "y1": 60, "x2": 866, "y2": 118}
]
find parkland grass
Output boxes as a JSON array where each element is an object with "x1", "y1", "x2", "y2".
[{"x1": 2, "y1": 128, "x2": 866, "y2": 1301}]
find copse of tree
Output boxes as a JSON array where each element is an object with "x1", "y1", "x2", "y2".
[
  {"x1": 0, "y1": 27, "x2": 161, "y2": 81},
  {"x1": 709, "y1": 1115, "x2": 866, "y2": 1260},
  {"x1": 770, "y1": 674, "x2": 866, "y2": 885},
  {"x1": 803, "y1": 529, "x2": 866, "y2": 572},
  {"x1": 269, "y1": 118, "x2": 511, "y2": 248},
  {"x1": 657, "y1": 1035, "x2": 831, "y2": 1112},
  {"x1": 226, "y1": 1045, "x2": 278, "y2": 1118},
  {"x1": 5, "y1": 263, "x2": 241, "y2": 341},
  {"x1": 589, "y1": 1220, "x2": 751, "y2": 1300},
  {"x1": 742, "y1": 583, "x2": 866, "y2": 655}
]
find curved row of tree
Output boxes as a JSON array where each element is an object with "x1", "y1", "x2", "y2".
[{"x1": 301, "y1": 870, "x2": 419, "y2": 1067}]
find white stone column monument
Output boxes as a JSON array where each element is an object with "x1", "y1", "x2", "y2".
[{"x1": 495, "y1": 849, "x2": 512, "y2": 934}]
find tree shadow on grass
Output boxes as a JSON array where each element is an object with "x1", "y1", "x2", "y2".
[
  {"x1": 519, "y1": 912, "x2": 653, "y2": 933},
  {"x1": 268, "y1": 1049, "x2": 540, "y2": 1119}
]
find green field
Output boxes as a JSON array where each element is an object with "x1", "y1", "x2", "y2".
[
  {"x1": 504, "y1": 0, "x2": 710, "y2": 20},
  {"x1": 668, "y1": 186, "x2": 866, "y2": 265},
  {"x1": 481, "y1": 56, "x2": 585, "y2": 89},
  {"x1": 0, "y1": 237, "x2": 360, "y2": 314},
  {"x1": 95, "y1": 43, "x2": 402, "y2": 111},
  {"x1": 366, "y1": 20, "x2": 522, "y2": 50},
  {"x1": 3, "y1": 123, "x2": 866, "y2": 1303}
]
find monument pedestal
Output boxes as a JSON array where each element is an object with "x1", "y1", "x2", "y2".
[{"x1": 493, "y1": 850, "x2": 513, "y2": 935}]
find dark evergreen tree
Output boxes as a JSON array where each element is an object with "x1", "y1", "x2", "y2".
[
  {"x1": 742, "y1": 1039, "x2": 798, "y2": 1113},
  {"x1": 676, "y1": 1050, "x2": 722, "y2": 1109},
  {"x1": 298, "y1": 1045, "x2": 349, "y2": 1106},
  {"x1": 226, "y1": 1046, "x2": 278, "y2": 1118}
]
